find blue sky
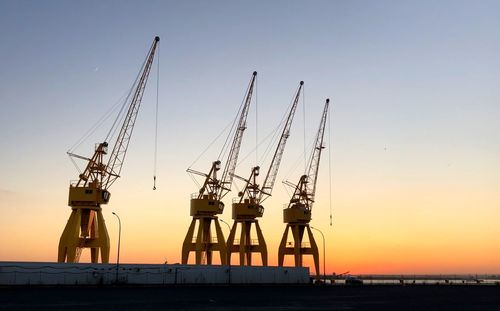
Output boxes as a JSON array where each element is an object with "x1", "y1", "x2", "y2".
[{"x1": 0, "y1": 0, "x2": 499, "y2": 272}]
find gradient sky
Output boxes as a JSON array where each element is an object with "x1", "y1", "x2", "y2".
[{"x1": 0, "y1": 0, "x2": 499, "y2": 274}]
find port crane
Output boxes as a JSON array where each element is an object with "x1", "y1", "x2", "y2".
[
  {"x1": 227, "y1": 81, "x2": 304, "y2": 266},
  {"x1": 278, "y1": 98, "x2": 329, "y2": 277},
  {"x1": 58, "y1": 37, "x2": 160, "y2": 263},
  {"x1": 183, "y1": 71, "x2": 257, "y2": 265}
]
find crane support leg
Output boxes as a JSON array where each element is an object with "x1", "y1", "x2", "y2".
[
  {"x1": 203, "y1": 218, "x2": 213, "y2": 264},
  {"x1": 277, "y1": 225, "x2": 290, "y2": 267},
  {"x1": 58, "y1": 207, "x2": 110, "y2": 263},
  {"x1": 226, "y1": 222, "x2": 237, "y2": 264},
  {"x1": 181, "y1": 216, "x2": 227, "y2": 265},
  {"x1": 254, "y1": 221, "x2": 268, "y2": 266},
  {"x1": 239, "y1": 222, "x2": 246, "y2": 264},
  {"x1": 58, "y1": 209, "x2": 81, "y2": 262},
  {"x1": 213, "y1": 219, "x2": 226, "y2": 264},
  {"x1": 293, "y1": 225, "x2": 304, "y2": 267},
  {"x1": 305, "y1": 225, "x2": 320, "y2": 278},
  {"x1": 227, "y1": 219, "x2": 267, "y2": 266},
  {"x1": 95, "y1": 210, "x2": 110, "y2": 263},
  {"x1": 277, "y1": 223, "x2": 320, "y2": 278},
  {"x1": 195, "y1": 218, "x2": 205, "y2": 264},
  {"x1": 182, "y1": 218, "x2": 196, "y2": 264}
]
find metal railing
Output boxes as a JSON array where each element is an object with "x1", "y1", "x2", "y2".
[
  {"x1": 285, "y1": 242, "x2": 311, "y2": 248},
  {"x1": 191, "y1": 236, "x2": 220, "y2": 243},
  {"x1": 231, "y1": 238, "x2": 261, "y2": 245}
]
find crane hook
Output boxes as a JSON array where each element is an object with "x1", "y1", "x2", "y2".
[{"x1": 153, "y1": 175, "x2": 157, "y2": 190}]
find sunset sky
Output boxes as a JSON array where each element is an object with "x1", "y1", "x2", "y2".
[{"x1": 0, "y1": 0, "x2": 499, "y2": 275}]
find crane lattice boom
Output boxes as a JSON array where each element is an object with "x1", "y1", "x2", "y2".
[
  {"x1": 218, "y1": 71, "x2": 257, "y2": 199},
  {"x1": 104, "y1": 36, "x2": 160, "y2": 190},
  {"x1": 288, "y1": 98, "x2": 329, "y2": 211},
  {"x1": 59, "y1": 36, "x2": 160, "y2": 264},
  {"x1": 258, "y1": 81, "x2": 304, "y2": 202}
]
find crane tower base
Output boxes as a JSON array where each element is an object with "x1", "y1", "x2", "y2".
[
  {"x1": 227, "y1": 219, "x2": 267, "y2": 266},
  {"x1": 278, "y1": 223, "x2": 319, "y2": 278},
  {"x1": 182, "y1": 216, "x2": 227, "y2": 265},
  {"x1": 58, "y1": 207, "x2": 110, "y2": 263}
]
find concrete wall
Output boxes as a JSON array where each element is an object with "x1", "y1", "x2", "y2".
[{"x1": 0, "y1": 262, "x2": 310, "y2": 285}]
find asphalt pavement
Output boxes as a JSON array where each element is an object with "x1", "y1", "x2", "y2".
[{"x1": 1, "y1": 284, "x2": 499, "y2": 310}]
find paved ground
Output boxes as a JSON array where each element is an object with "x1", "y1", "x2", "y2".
[{"x1": 1, "y1": 285, "x2": 499, "y2": 310}]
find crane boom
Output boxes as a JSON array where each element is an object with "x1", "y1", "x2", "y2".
[
  {"x1": 288, "y1": 98, "x2": 329, "y2": 211},
  {"x1": 59, "y1": 36, "x2": 160, "y2": 264},
  {"x1": 226, "y1": 81, "x2": 304, "y2": 266},
  {"x1": 183, "y1": 72, "x2": 257, "y2": 266},
  {"x1": 103, "y1": 36, "x2": 160, "y2": 190},
  {"x1": 305, "y1": 98, "x2": 329, "y2": 209},
  {"x1": 218, "y1": 71, "x2": 257, "y2": 199},
  {"x1": 259, "y1": 81, "x2": 303, "y2": 202}
]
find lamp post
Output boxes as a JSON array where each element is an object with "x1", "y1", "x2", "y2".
[
  {"x1": 219, "y1": 218, "x2": 231, "y2": 233},
  {"x1": 112, "y1": 212, "x2": 121, "y2": 284},
  {"x1": 311, "y1": 226, "x2": 325, "y2": 282}
]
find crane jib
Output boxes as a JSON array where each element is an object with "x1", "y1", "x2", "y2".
[
  {"x1": 258, "y1": 81, "x2": 304, "y2": 203},
  {"x1": 288, "y1": 98, "x2": 329, "y2": 211},
  {"x1": 60, "y1": 37, "x2": 160, "y2": 265},
  {"x1": 218, "y1": 71, "x2": 257, "y2": 199},
  {"x1": 103, "y1": 37, "x2": 160, "y2": 190}
]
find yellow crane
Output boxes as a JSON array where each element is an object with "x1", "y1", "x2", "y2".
[
  {"x1": 58, "y1": 37, "x2": 160, "y2": 263},
  {"x1": 278, "y1": 98, "x2": 329, "y2": 277},
  {"x1": 183, "y1": 71, "x2": 257, "y2": 265},
  {"x1": 227, "y1": 81, "x2": 304, "y2": 266}
]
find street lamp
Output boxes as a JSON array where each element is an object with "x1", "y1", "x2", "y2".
[
  {"x1": 112, "y1": 212, "x2": 121, "y2": 284},
  {"x1": 311, "y1": 226, "x2": 326, "y2": 282},
  {"x1": 219, "y1": 218, "x2": 231, "y2": 233}
]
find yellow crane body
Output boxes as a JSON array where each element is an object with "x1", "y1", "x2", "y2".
[
  {"x1": 232, "y1": 202, "x2": 263, "y2": 218},
  {"x1": 226, "y1": 198, "x2": 267, "y2": 266},
  {"x1": 58, "y1": 144, "x2": 111, "y2": 263},
  {"x1": 278, "y1": 202, "x2": 319, "y2": 276},
  {"x1": 278, "y1": 219, "x2": 319, "y2": 276},
  {"x1": 58, "y1": 36, "x2": 160, "y2": 264},
  {"x1": 182, "y1": 194, "x2": 228, "y2": 265},
  {"x1": 190, "y1": 195, "x2": 224, "y2": 216},
  {"x1": 183, "y1": 72, "x2": 257, "y2": 265},
  {"x1": 278, "y1": 99, "x2": 330, "y2": 278},
  {"x1": 68, "y1": 186, "x2": 110, "y2": 206},
  {"x1": 226, "y1": 81, "x2": 304, "y2": 267},
  {"x1": 58, "y1": 205, "x2": 111, "y2": 263},
  {"x1": 283, "y1": 203, "x2": 311, "y2": 223}
]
